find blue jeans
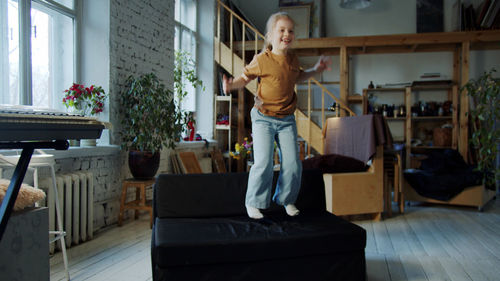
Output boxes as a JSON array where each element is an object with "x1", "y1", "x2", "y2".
[{"x1": 246, "y1": 107, "x2": 302, "y2": 208}]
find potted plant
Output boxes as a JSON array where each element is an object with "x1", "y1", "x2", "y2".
[
  {"x1": 63, "y1": 83, "x2": 107, "y2": 115},
  {"x1": 462, "y1": 68, "x2": 500, "y2": 188},
  {"x1": 120, "y1": 73, "x2": 182, "y2": 179},
  {"x1": 63, "y1": 83, "x2": 107, "y2": 146}
]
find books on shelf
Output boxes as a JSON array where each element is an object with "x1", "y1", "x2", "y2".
[
  {"x1": 480, "y1": 0, "x2": 500, "y2": 28},
  {"x1": 379, "y1": 82, "x2": 412, "y2": 88},
  {"x1": 464, "y1": 0, "x2": 500, "y2": 30},
  {"x1": 412, "y1": 80, "x2": 453, "y2": 87},
  {"x1": 418, "y1": 72, "x2": 450, "y2": 82}
]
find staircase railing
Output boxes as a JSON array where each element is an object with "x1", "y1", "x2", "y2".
[
  {"x1": 215, "y1": 0, "x2": 265, "y2": 92},
  {"x1": 302, "y1": 77, "x2": 355, "y2": 129},
  {"x1": 296, "y1": 77, "x2": 356, "y2": 155}
]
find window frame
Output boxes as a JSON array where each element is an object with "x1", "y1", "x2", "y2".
[
  {"x1": 174, "y1": 0, "x2": 199, "y2": 112},
  {"x1": 2, "y1": 0, "x2": 79, "y2": 106}
]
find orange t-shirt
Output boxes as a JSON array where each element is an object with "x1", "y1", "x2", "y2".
[{"x1": 242, "y1": 49, "x2": 302, "y2": 117}]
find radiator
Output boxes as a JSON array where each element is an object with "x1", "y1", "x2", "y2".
[{"x1": 41, "y1": 172, "x2": 94, "y2": 252}]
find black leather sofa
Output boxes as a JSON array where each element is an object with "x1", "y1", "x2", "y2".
[{"x1": 151, "y1": 169, "x2": 367, "y2": 281}]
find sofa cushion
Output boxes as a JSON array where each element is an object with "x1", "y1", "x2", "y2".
[
  {"x1": 153, "y1": 211, "x2": 366, "y2": 267},
  {"x1": 154, "y1": 169, "x2": 326, "y2": 218},
  {"x1": 302, "y1": 154, "x2": 369, "y2": 174}
]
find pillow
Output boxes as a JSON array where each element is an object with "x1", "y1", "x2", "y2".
[
  {"x1": 302, "y1": 154, "x2": 369, "y2": 174},
  {"x1": 0, "y1": 178, "x2": 46, "y2": 211}
]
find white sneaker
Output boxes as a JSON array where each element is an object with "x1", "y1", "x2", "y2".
[
  {"x1": 246, "y1": 205, "x2": 264, "y2": 219},
  {"x1": 285, "y1": 204, "x2": 300, "y2": 216}
]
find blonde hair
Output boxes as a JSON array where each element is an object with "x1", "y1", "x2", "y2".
[{"x1": 262, "y1": 12, "x2": 295, "y2": 52}]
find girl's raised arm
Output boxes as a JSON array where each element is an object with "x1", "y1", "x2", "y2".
[
  {"x1": 223, "y1": 74, "x2": 251, "y2": 94},
  {"x1": 297, "y1": 55, "x2": 332, "y2": 82}
]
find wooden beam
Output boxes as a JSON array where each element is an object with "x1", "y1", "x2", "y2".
[
  {"x1": 340, "y1": 46, "x2": 348, "y2": 117},
  {"x1": 453, "y1": 46, "x2": 460, "y2": 84},
  {"x1": 452, "y1": 85, "x2": 459, "y2": 150},
  {"x1": 292, "y1": 30, "x2": 500, "y2": 49},
  {"x1": 237, "y1": 88, "x2": 245, "y2": 172},
  {"x1": 230, "y1": 14, "x2": 233, "y2": 75},
  {"x1": 405, "y1": 86, "x2": 412, "y2": 168},
  {"x1": 459, "y1": 41, "x2": 470, "y2": 162},
  {"x1": 307, "y1": 79, "x2": 311, "y2": 155},
  {"x1": 233, "y1": 30, "x2": 500, "y2": 56}
]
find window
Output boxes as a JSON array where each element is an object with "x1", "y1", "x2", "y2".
[
  {"x1": 0, "y1": 0, "x2": 76, "y2": 111},
  {"x1": 175, "y1": 0, "x2": 197, "y2": 112}
]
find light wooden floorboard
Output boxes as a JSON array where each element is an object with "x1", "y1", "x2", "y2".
[
  {"x1": 358, "y1": 196, "x2": 500, "y2": 281},
  {"x1": 50, "y1": 197, "x2": 499, "y2": 281}
]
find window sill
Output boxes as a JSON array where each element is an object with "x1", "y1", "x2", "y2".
[
  {"x1": 0, "y1": 140, "x2": 217, "y2": 160},
  {"x1": 0, "y1": 145, "x2": 120, "y2": 160},
  {"x1": 174, "y1": 139, "x2": 217, "y2": 149}
]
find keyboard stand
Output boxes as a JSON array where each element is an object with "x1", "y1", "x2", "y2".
[{"x1": 0, "y1": 140, "x2": 69, "y2": 241}]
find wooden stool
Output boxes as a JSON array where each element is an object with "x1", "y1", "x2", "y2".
[{"x1": 118, "y1": 178, "x2": 155, "y2": 228}]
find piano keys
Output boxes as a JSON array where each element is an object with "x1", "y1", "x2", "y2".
[{"x1": 0, "y1": 106, "x2": 105, "y2": 141}]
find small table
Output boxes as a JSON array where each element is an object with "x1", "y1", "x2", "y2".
[{"x1": 118, "y1": 178, "x2": 155, "y2": 228}]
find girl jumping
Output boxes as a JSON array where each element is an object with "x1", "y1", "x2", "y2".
[{"x1": 223, "y1": 12, "x2": 331, "y2": 219}]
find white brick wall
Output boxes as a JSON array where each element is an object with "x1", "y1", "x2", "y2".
[
  {"x1": 107, "y1": 0, "x2": 175, "y2": 229},
  {"x1": 1, "y1": 0, "x2": 177, "y2": 233},
  {"x1": 109, "y1": 0, "x2": 175, "y2": 146}
]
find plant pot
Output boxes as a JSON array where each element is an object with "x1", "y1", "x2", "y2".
[
  {"x1": 81, "y1": 139, "x2": 97, "y2": 146},
  {"x1": 128, "y1": 150, "x2": 160, "y2": 179},
  {"x1": 69, "y1": 140, "x2": 80, "y2": 147}
]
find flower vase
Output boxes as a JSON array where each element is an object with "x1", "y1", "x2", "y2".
[{"x1": 71, "y1": 101, "x2": 90, "y2": 116}]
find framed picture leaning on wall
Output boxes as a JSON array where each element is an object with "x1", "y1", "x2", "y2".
[{"x1": 279, "y1": 4, "x2": 311, "y2": 39}]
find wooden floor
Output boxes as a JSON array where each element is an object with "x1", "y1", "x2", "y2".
[{"x1": 50, "y1": 197, "x2": 500, "y2": 281}]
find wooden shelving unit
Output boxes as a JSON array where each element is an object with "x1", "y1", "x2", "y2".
[
  {"x1": 214, "y1": 94, "x2": 232, "y2": 171},
  {"x1": 362, "y1": 87, "x2": 408, "y2": 142},
  {"x1": 364, "y1": 84, "x2": 459, "y2": 168},
  {"x1": 233, "y1": 29, "x2": 500, "y2": 160},
  {"x1": 405, "y1": 84, "x2": 458, "y2": 168}
]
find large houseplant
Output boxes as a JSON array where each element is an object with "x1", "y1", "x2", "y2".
[
  {"x1": 120, "y1": 73, "x2": 182, "y2": 179},
  {"x1": 462, "y1": 68, "x2": 500, "y2": 188}
]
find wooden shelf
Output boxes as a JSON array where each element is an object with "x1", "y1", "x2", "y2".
[
  {"x1": 215, "y1": 124, "x2": 230, "y2": 130},
  {"x1": 215, "y1": 95, "x2": 231, "y2": 101},
  {"x1": 347, "y1": 95, "x2": 364, "y2": 102},
  {"x1": 411, "y1": 84, "x2": 455, "y2": 90},
  {"x1": 411, "y1": 116, "x2": 453, "y2": 121},
  {"x1": 297, "y1": 81, "x2": 340, "y2": 85},
  {"x1": 411, "y1": 146, "x2": 453, "y2": 150},
  {"x1": 360, "y1": 85, "x2": 459, "y2": 168},
  {"x1": 385, "y1": 117, "x2": 406, "y2": 121},
  {"x1": 228, "y1": 29, "x2": 496, "y2": 163},
  {"x1": 405, "y1": 85, "x2": 459, "y2": 168},
  {"x1": 234, "y1": 30, "x2": 500, "y2": 56},
  {"x1": 366, "y1": 87, "x2": 407, "y2": 92},
  {"x1": 214, "y1": 93, "x2": 232, "y2": 171}
]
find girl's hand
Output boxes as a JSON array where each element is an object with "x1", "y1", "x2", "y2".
[
  {"x1": 314, "y1": 55, "x2": 332, "y2": 73},
  {"x1": 223, "y1": 74, "x2": 233, "y2": 94}
]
